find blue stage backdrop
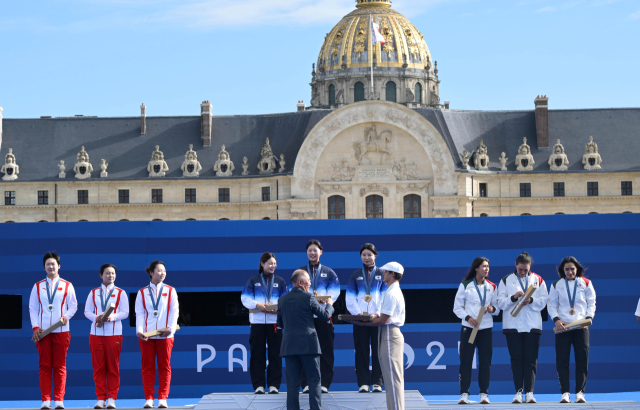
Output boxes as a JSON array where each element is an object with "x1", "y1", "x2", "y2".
[{"x1": 1, "y1": 214, "x2": 639, "y2": 400}]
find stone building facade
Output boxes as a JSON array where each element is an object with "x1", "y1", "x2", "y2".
[{"x1": 0, "y1": 1, "x2": 638, "y2": 223}]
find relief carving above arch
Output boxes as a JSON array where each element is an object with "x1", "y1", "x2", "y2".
[{"x1": 292, "y1": 101, "x2": 456, "y2": 198}]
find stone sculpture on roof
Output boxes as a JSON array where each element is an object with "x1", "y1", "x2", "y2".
[
  {"x1": 58, "y1": 161, "x2": 66, "y2": 178},
  {"x1": 74, "y1": 146, "x2": 93, "y2": 179},
  {"x1": 242, "y1": 156, "x2": 249, "y2": 175},
  {"x1": 515, "y1": 137, "x2": 535, "y2": 171},
  {"x1": 100, "y1": 159, "x2": 108, "y2": 178},
  {"x1": 181, "y1": 144, "x2": 203, "y2": 177},
  {"x1": 1, "y1": 148, "x2": 19, "y2": 181},
  {"x1": 461, "y1": 150, "x2": 471, "y2": 170},
  {"x1": 582, "y1": 136, "x2": 602, "y2": 171},
  {"x1": 257, "y1": 138, "x2": 277, "y2": 175},
  {"x1": 148, "y1": 145, "x2": 169, "y2": 177},
  {"x1": 548, "y1": 139, "x2": 569, "y2": 171},
  {"x1": 213, "y1": 145, "x2": 234, "y2": 177},
  {"x1": 278, "y1": 154, "x2": 286, "y2": 173},
  {"x1": 473, "y1": 140, "x2": 490, "y2": 171},
  {"x1": 499, "y1": 152, "x2": 508, "y2": 171}
]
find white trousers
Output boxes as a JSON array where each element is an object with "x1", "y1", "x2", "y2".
[{"x1": 378, "y1": 324, "x2": 404, "y2": 410}]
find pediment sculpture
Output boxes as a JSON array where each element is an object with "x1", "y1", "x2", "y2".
[
  {"x1": 257, "y1": 138, "x2": 277, "y2": 175},
  {"x1": 515, "y1": 137, "x2": 535, "y2": 171},
  {"x1": 148, "y1": 145, "x2": 169, "y2": 177},
  {"x1": 74, "y1": 146, "x2": 93, "y2": 179},
  {"x1": 182, "y1": 144, "x2": 203, "y2": 177},
  {"x1": 392, "y1": 158, "x2": 419, "y2": 180},
  {"x1": 1, "y1": 148, "x2": 19, "y2": 181},
  {"x1": 212, "y1": 145, "x2": 233, "y2": 176},
  {"x1": 354, "y1": 125, "x2": 393, "y2": 165},
  {"x1": 582, "y1": 136, "x2": 602, "y2": 170},
  {"x1": 329, "y1": 158, "x2": 355, "y2": 181},
  {"x1": 473, "y1": 140, "x2": 490, "y2": 171},
  {"x1": 548, "y1": 139, "x2": 569, "y2": 171}
]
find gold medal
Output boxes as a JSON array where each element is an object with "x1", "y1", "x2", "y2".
[
  {"x1": 314, "y1": 290, "x2": 318, "y2": 297},
  {"x1": 364, "y1": 294, "x2": 372, "y2": 303}
]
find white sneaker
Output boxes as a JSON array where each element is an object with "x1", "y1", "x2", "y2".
[
  {"x1": 54, "y1": 401, "x2": 65, "y2": 409},
  {"x1": 158, "y1": 399, "x2": 167, "y2": 409},
  {"x1": 41, "y1": 401, "x2": 51, "y2": 409},
  {"x1": 575, "y1": 391, "x2": 586, "y2": 403},
  {"x1": 512, "y1": 390, "x2": 523, "y2": 404},
  {"x1": 143, "y1": 399, "x2": 154, "y2": 408},
  {"x1": 525, "y1": 392, "x2": 536, "y2": 403},
  {"x1": 268, "y1": 386, "x2": 279, "y2": 394},
  {"x1": 359, "y1": 385, "x2": 370, "y2": 393},
  {"x1": 106, "y1": 398, "x2": 116, "y2": 409},
  {"x1": 94, "y1": 400, "x2": 105, "y2": 409},
  {"x1": 302, "y1": 385, "x2": 309, "y2": 394},
  {"x1": 560, "y1": 393, "x2": 570, "y2": 403},
  {"x1": 372, "y1": 385, "x2": 382, "y2": 393},
  {"x1": 479, "y1": 393, "x2": 490, "y2": 404},
  {"x1": 458, "y1": 393, "x2": 470, "y2": 404},
  {"x1": 254, "y1": 386, "x2": 265, "y2": 395},
  {"x1": 321, "y1": 386, "x2": 328, "y2": 394}
]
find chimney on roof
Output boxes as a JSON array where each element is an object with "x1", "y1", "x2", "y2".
[
  {"x1": 534, "y1": 95, "x2": 549, "y2": 149},
  {"x1": 297, "y1": 100, "x2": 305, "y2": 112},
  {"x1": 140, "y1": 103, "x2": 146, "y2": 135},
  {"x1": 201, "y1": 100, "x2": 212, "y2": 147},
  {"x1": 444, "y1": 101, "x2": 450, "y2": 110}
]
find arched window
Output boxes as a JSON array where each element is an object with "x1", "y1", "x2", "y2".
[
  {"x1": 186, "y1": 218, "x2": 196, "y2": 221},
  {"x1": 555, "y1": 212, "x2": 565, "y2": 215},
  {"x1": 480, "y1": 213, "x2": 488, "y2": 217},
  {"x1": 329, "y1": 84, "x2": 336, "y2": 105},
  {"x1": 78, "y1": 219, "x2": 88, "y2": 222},
  {"x1": 328, "y1": 195, "x2": 345, "y2": 219},
  {"x1": 262, "y1": 217, "x2": 271, "y2": 220},
  {"x1": 588, "y1": 212, "x2": 598, "y2": 214},
  {"x1": 5, "y1": 221, "x2": 15, "y2": 223},
  {"x1": 415, "y1": 83, "x2": 422, "y2": 103},
  {"x1": 623, "y1": 211, "x2": 632, "y2": 213},
  {"x1": 119, "y1": 219, "x2": 129, "y2": 221},
  {"x1": 152, "y1": 218, "x2": 163, "y2": 221},
  {"x1": 386, "y1": 81, "x2": 396, "y2": 102},
  {"x1": 366, "y1": 195, "x2": 383, "y2": 219},
  {"x1": 38, "y1": 220, "x2": 48, "y2": 222},
  {"x1": 403, "y1": 195, "x2": 421, "y2": 218},
  {"x1": 354, "y1": 82, "x2": 365, "y2": 102},
  {"x1": 521, "y1": 213, "x2": 531, "y2": 216},
  {"x1": 220, "y1": 218, "x2": 230, "y2": 220}
]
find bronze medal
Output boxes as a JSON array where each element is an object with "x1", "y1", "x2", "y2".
[{"x1": 568, "y1": 308, "x2": 577, "y2": 316}]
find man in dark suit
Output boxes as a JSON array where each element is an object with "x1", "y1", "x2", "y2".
[{"x1": 277, "y1": 269, "x2": 334, "y2": 410}]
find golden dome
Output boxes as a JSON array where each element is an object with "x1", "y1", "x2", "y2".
[{"x1": 316, "y1": 1, "x2": 432, "y2": 73}]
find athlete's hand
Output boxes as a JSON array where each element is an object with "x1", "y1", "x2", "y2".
[
  {"x1": 137, "y1": 332, "x2": 149, "y2": 342},
  {"x1": 159, "y1": 330, "x2": 172, "y2": 337},
  {"x1": 32, "y1": 328, "x2": 42, "y2": 342},
  {"x1": 486, "y1": 306, "x2": 495, "y2": 314},
  {"x1": 513, "y1": 291, "x2": 524, "y2": 300},
  {"x1": 61, "y1": 316, "x2": 68, "y2": 326},
  {"x1": 256, "y1": 303, "x2": 270, "y2": 313},
  {"x1": 96, "y1": 316, "x2": 104, "y2": 328},
  {"x1": 468, "y1": 318, "x2": 479, "y2": 327},
  {"x1": 554, "y1": 320, "x2": 567, "y2": 332}
]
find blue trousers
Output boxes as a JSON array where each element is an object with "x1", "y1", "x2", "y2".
[{"x1": 284, "y1": 354, "x2": 321, "y2": 410}]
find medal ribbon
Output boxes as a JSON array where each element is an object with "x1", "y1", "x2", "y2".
[
  {"x1": 260, "y1": 273, "x2": 274, "y2": 303},
  {"x1": 565, "y1": 277, "x2": 578, "y2": 311},
  {"x1": 362, "y1": 265, "x2": 377, "y2": 296},
  {"x1": 516, "y1": 271, "x2": 529, "y2": 293},
  {"x1": 99, "y1": 285, "x2": 115, "y2": 313},
  {"x1": 148, "y1": 283, "x2": 164, "y2": 314},
  {"x1": 308, "y1": 262, "x2": 322, "y2": 293},
  {"x1": 46, "y1": 278, "x2": 61, "y2": 308},
  {"x1": 473, "y1": 278, "x2": 487, "y2": 307}
]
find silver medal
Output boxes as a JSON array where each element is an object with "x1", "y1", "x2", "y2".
[
  {"x1": 48, "y1": 304, "x2": 54, "y2": 312},
  {"x1": 153, "y1": 310, "x2": 159, "y2": 317}
]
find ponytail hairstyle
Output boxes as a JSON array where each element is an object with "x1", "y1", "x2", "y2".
[
  {"x1": 515, "y1": 252, "x2": 534, "y2": 266},
  {"x1": 100, "y1": 263, "x2": 117, "y2": 276},
  {"x1": 146, "y1": 260, "x2": 165, "y2": 279},
  {"x1": 360, "y1": 243, "x2": 378, "y2": 256},
  {"x1": 259, "y1": 252, "x2": 277, "y2": 274},
  {"x1": 557, "y1": 256, "x2": 585, "y2": 279},
  {"x1": 463, "y1": 257, "x2": 490, "y2": 281}
]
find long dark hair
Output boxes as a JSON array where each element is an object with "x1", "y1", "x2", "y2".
[
  {"x1": 557, "y1": 256, "x2": 585, "y2": 279},
  {"x1": 146, "y1": 260, "x2": 165, "y2": 278},
  {"x1": 463, "y1": 257, "x2": 489, "y2": 281},
  {"x1": 515, "y1": 252, "x2": 534, "y2": 266},
  {"x1": 259, "y1": 252, "x2": 277, "y2": 273},
  {"x1": 360, "y1": 243, "x2": 378, "y2": 255}
]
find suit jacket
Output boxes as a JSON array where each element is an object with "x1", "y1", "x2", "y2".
[{"x1": 277, "y1": 287, "x2": 334, "y2": 357}]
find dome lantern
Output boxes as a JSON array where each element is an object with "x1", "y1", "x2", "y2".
[{"x1": 355, "y1": 0, "x2": 392, "y2": 8}]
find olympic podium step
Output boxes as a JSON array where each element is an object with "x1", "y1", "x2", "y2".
[
  {"x1": 194, "y1": 390, "x2": 428, "y2": 410},
  {"x1": 426, "y1": 402, "x2": 640, "y2": 410}
]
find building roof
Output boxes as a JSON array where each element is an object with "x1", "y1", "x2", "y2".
[{"x1": 1, "y1": 106, "x2": 638, "y2": 182}]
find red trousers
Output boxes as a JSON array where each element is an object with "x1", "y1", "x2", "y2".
[
  {"x1": 36, "y1": 332, "x2": 71, "y2": 401},
  {"x1": 139, "y1": 337, "x2": 174, "y2": 400},
  {"x1": 89, "y1": 335, "x2": 123, "y2": 400}
]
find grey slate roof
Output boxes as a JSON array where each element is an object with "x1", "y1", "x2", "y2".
[{"x1": 1, "y1": 106, "x2": 638, "y2": 182}]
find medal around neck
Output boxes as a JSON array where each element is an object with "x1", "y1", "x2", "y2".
[
  {"x1": 364, "y1": 294, "x2": 372, "y2": 303},
  {"x1": 48, "y1": 304, "x2": 54, "y2": 312},
  {"x1": 569, "y1": 308, "x2": 577, "y2": 316},
  {"x1": 565, "y1": 277, "x2": 578, "y2": 316},
  {"x1": 153, "y1": 310, "x2": 159, "y2": 317}
]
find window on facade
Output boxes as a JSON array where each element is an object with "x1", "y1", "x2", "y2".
[
  {"x1": 587, "y1": 182, "x2": 598, "y2": 196},
  {"x1": 77, "y1": 190, "x2": 89, "y2": 204},
  {"x1": 4, "y1": 191, "x2": 15, "y2": 206},
  {"x1": 328, "y1": 195, "x2": 345, "y2": 219},
  {"x1": 38, "y1": 220, "x2": 48, "y2": 222},
  {"x1": 521, "y1": 213, "x2": 532, "y2": 216},
  {"x1": 220, "y1": 218, "x2": 230, "y2": 220},
  {"x1": 262, "y1": 217, "x2": 271, "y2": 220},
  {"x1": 186, "y1": 218, "x2": 196, "y2": 221},
  {"x1": 262, "y1": 187, "x2": 271, "y2": 201},
  {"x1": 38, "y1": 191, "x2": 49, "y2": 205},
  {"x1": 78, "y1": 219, "x2": 88, "y2": 222},
  {"x1": 219, "y1": 188, "x2": 230, "y2": 203},
  {"x1": 480, "y1": 213, "x2": 488, "y2": 217},
  {"x1": 118, "y1": 189, "x2": 129, "y2": 204},
  {"x1": 366, "y1": 195, "x2": 383, "y2": 219},
  {"x1": 385, "y1": 81, "x2": 396, "y2": 102},
  {"x1": 520, "y1": 183, "x2": 531, "y2": 197},
  {"x1": 119, "y1": 219, "x2": 129, "y2": 221},
  {"x1": 479, "y1": 183, "x2": 487, "y2": 197},
  {"x1": 415, "y1": 83, "x2": 422, "y2": 103},
  {"x1": 329, "y1": 84, "x2": 336, "y2": 105},
  {"x1": 354, "y1": 82, "x2": 365, "y2": 102},
  {"x1": 152, "y1": 218, "x2": 163, "y2": 221},
  {"x1": 553, "y1": 182, "x2": 565, "y2": 197},
  {"x1": 623, "y1": 211, "x2": 632, "y2": 213},
  {"x1": 152, "y1": 189, "x2": 163, "y2": 203},
  {"x1": 588, "y1": 212, "x2": 598, "y2": 214},
  {"x1": 555, "y1": 212, "x2": 565, "y2": 215},
  {"x1": 403, "y1": 195, "x2": 421, "y2": 218},
  {"x1": 185, "y1": 188, "x2": 196, "y2": 203},
  {"x1": 621, "y1": 181, "x2": 633, "y2": 196}
]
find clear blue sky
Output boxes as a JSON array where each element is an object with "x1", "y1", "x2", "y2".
[{"x1": 1, "y1": 0, "x2": 639, "y2": 118}]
